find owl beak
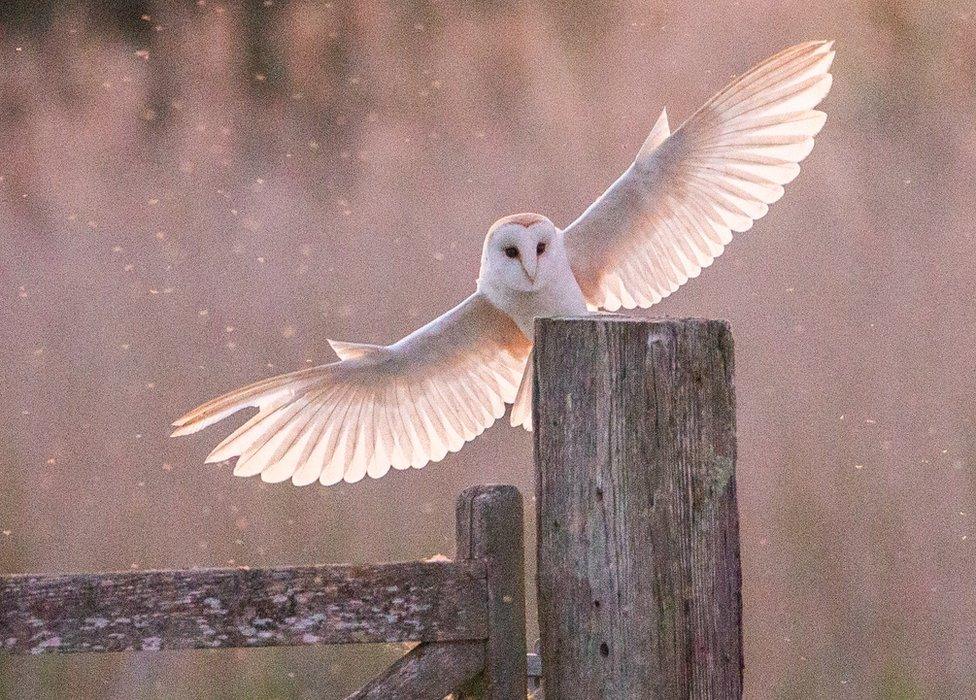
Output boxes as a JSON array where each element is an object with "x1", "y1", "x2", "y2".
[{"x1": 520, "y1": 256, "x2": 537, "y2": 285}]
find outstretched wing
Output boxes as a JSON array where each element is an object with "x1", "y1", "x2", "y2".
[
  {"x1": 565, "y1": 40, "x2": 835, "y2": 310},
  {"x1": 171, "y1": 293, "x2": 531, "y2": 486}
]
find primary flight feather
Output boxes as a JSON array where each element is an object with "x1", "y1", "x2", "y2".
[{"x1": 172, "y1": 40, "x2": 835, "y2": 486}]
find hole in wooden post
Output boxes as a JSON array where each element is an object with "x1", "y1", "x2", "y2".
[
  {"x1": 600, "y1": 642, "x2": 609, "y2": 657},
  {"x1": 594, "y1": 487, "x2": 603, "y2": 501},
  {"x1": 593, "y1": 600, "x2": 601, "y2": 609}
]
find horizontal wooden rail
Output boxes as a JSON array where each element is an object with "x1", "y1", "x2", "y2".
[
  {"x1": 0, "y1": 483, "x2": 527, "y2": 697},
  {"x1": 1, "y1": 560, "x2": 488, "y2": 655}
]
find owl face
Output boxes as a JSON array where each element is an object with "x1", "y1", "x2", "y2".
[{"x1": 479, "y1": 213, "x2": 561, "y2": 293}]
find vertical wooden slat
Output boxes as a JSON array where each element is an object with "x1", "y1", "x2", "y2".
[
  {"x1": 456, "y1": 485, "x2": 528, "y2": 700},
  {"x1": 534, "y1": 316, "x2": 742, "y2": 698}
]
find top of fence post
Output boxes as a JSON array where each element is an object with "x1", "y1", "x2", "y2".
[{"x1": 456, "y1": 485, "x2": 527, "y2": 700}]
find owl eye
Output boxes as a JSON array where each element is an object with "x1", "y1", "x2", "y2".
[
  {"x1": 536, "y1": 242, "x2": 546, "y2": 255},
  {"x1": 503, "y1": 246, "x2": 519, "y2": 259}
]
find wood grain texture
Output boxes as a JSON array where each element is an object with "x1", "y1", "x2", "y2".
[
  {"x1": 345, "y1": 641, "x2": 485, "y2": 700},
  {"x1": 534, "y1": 316, "x2": 742, "y2": 699},
  {"x1": 456, "y1": 485, "x2": 528, "y2": 700},
  {"x1": 0, "y1": 561, "x2": 487, "y2": 655}
]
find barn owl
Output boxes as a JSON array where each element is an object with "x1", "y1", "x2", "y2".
[{"x1": 172, "y1": 40, "x2": 834, "y2": 486}]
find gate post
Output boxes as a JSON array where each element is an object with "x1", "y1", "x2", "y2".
[{"x1": 534, "y1": 317, "x2": 742, "y2": 698}]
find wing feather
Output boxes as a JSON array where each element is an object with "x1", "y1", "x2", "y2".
[
  {"x1": 564, "y1": 40, "x2": 834, "y2": 310},
  {"x1": 172, "y1": 293, "x2": 531, "y2": 486}
]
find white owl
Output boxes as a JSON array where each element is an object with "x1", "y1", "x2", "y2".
[{"x1": 172, "y1": 41, "x2": 835, "y2": 486}]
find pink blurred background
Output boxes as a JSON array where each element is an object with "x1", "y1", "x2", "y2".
[{"x1": 1, "y1": 0, "x2": 974, "y2": 697}]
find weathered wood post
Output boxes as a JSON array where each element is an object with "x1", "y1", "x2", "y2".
[
  {"x1": 534, "y1": 317, "x2": 742, "y2": 698},
  {"x1": 456, "y1": 484, "x2": 528, "y2": 699}
]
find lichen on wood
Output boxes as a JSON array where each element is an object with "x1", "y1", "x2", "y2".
[{"x1": 1, "y1": 561, "x2": 488, "y2": 655}]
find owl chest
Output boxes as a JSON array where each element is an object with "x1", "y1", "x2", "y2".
[{"x1": 508, "y1": 280, "x2": 588, "y2": 337}]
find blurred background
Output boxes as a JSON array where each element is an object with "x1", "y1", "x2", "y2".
[{"x1": 1, "y1": 0, "x2": 974, "y2": 697}]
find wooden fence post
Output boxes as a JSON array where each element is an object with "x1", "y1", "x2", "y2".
[
  {"x1": 534, "y1": 317, "x2": 742, "y2": 698},
  {"x1": 456, "y1": 485, "x2": 527, "y2": 700}
]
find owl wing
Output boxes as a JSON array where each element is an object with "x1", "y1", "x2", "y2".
[
  {"x1": 564, "y1": 40, "x2": 834, "y2": 310},
  {"x1": 171, "y1": 293, "x2": 531, "y2": 486}
]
